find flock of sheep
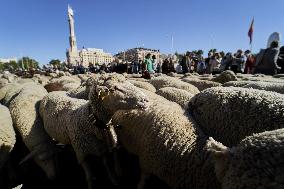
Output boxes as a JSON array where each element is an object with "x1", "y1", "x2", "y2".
[{"x1": 0, "y1": 70, "x2": 283, "y2": 189}]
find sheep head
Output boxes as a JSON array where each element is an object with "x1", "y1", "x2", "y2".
[{"x1": 89, "y1": 74, "x2": 150, "y2": 121}]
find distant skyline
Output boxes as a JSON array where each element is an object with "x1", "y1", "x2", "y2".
[{"x1": 0, "y1": 0, "x2": 283, "y2": 65}]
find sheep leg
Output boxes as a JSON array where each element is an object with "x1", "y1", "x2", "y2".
[
  {"x1": 137, "y1": 173, "x2": 150, "y2": 189},
  {"x1": 81, "y1": 160, "x2": 98, "y2": 189},
  {"x1": 102, "y1": 154, "x2": 120, "y2": 187}
]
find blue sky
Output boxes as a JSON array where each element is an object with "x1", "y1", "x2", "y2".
[{"x1": 0, "y1": 0, "x2": 283, "y2": 65}]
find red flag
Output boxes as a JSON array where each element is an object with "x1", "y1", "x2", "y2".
[{"x1": 248, "y1": 18, "x2": 254, "y2": 44}]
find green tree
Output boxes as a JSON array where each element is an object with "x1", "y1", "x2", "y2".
[
  {"x1": 18, "y1": 57, "x2": 39, "y2": 70},
  {"x1": 49, "y1": 59, "x2": 61, "y2": 67},
  {"x1": 0, "y1": 60, "x2": 19, "y2": 71}
]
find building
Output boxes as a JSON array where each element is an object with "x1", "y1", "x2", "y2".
[
  {"x1": 66, "y1": 5, "x2": 114, "y2": 67},
  {"x1": 115, "y1": 47, "x2": 161, "y2": 63}
]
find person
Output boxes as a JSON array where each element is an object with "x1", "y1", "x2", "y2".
[
  {"x1": 277, "y1": 46, "x2": 284, "y2": 73},
  {"x1": 209, "y1": 53, "x2": 221, "y2": 74},
  {"x1": 244, "y1": 50, "x2": 255, "y2": 74},
  {"x1": 219, "y1": 52, "x2": 233, "y2": 72},
  {"x1": 156, "y1": 61, "x2": 162, "y2": 73},
  {"x1": 152, "y1": 55, "x2": 157, "y2": 72},
  {"x1": 181, "y1": 52, "x2": 191, "y2": 73},
  {"x1": 196, "y1": 58, "x2": 206, "y2": 74},
  {"x1": 169, "y1": 58, "x2": 175, "y2": 73},
  {"x1": 231, "y1": 50, "x2": 246, "y2": 73},
  {"x1": 205, "y1": 52, "x2": 212, "y2": 74},
  {"x1": 143, "y1": 53, "x2": 154, "y2": 74},
  {"x1": 162, "y1": 58, "x2": 170, "y2": 74},
  {"x1": 254, "y1": 41, "x2": 281, "y2": 75},
  {"x1": 132, "y1": 59, "x2": 139, "y2": 74}
]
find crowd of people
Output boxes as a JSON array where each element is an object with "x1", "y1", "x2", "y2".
[
  {"x1": 139, "y1": 41, "x2": 284, "y2": 77},
  {"x1": 9, "y1": 41, "x2": 284, "y2": 78}
]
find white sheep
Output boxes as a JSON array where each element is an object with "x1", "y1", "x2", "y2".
[
  {"x1": 242, "y1": 81, "x2": 284, "y2": 94},
  {"x1": 156, "y1": 87, "x2": 194, "y2": 108},
  {"x1": 40, "y1": 91, "x2": 112, "y2": 188},
  {"x1": 0, "y1": 104, "x2": 16, "y2": 170},
  {"x1": 188, "y1": 86, "x2": 284, "y2": 147},
  {"x1": 149, "y1": 75, "x2": 200, "y2": 95},
  {"x1": 206, "y1": 128, "x2": 284, "y2": 189},
  {"x1": 9, "y1": 83, "x2": 58, "y2": 179},
  {"x1": 0, "y1": 78, "x2": 8, "y2": 89},
  {"x1": 40, "y1": 74, "x2": 150, "y2": 188},
  {"x1": 111, "y1": 90, "x2": 221, "y2": 189},
  {"x1": 44, "y1": 76, "x2": 80, "y2": 92},
  {"x1": 182, "y1": 77, "x2": 221, "y2": 91},
  {"x1": 211, "y1": 70, "x2": 237, "y2": 84},
  {"x1": 128, "y1": 80, "x2": 156, "y2": 93}
]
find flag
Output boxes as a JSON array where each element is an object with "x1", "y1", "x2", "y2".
[{"x1": 248, "y1": 18, "x2": 254, "y2": 44}]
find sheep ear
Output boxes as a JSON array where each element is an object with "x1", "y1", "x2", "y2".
[
  {"x1": 19, "y1": 149, "x2": 40, "y2": 165},
  {"x1": 205, "y1": 137, "x2": 231, "y2": 181}
]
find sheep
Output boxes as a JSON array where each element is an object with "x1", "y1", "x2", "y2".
[
  {"x1": 188, "y1": 86, "x2": 284, "y2": 147},
  {"x1": 44, "y1": 76, "x2": 80, "y2": 92},
  {"x1": 111, "y1": 92, "x2": 221, "y2": 189},
  {"x1": 206, "y1": 128, "x2": 284, "y2": 189},
  {"x1": 128, "y1": 80, "x2": 156, "y2": 93},
  {"x1": 182, "y1": 77, "x2": 222, "y2": 91},
  {"x1": 149, "y1": 75, "x2": 200, "y2": 95},
  {"x1": 2, "y1": 72, "x2": 17, "y2": 83},
  {"x1": 0, "y1": 78, "x2": 8, "y2": 88},
  {"x1": 211, "y1": 70, "x2": 237, "y2": 84},
  {"x1": 222, "y1": 80, "x2": 254, "y2": 87},
  {"x1": 8, "y1": 83, "x2": 58, "y2": 180},
  {"x1": 88, "y1": 73, "x2": 150, "y2": 125},
  {"x1": 156, "y1": 87, "x2": 194, "y2": 108},
  {"x1": 0, "y1": 83, "x2": 22, "y2": 106},
  {"x1": 0, "y1": 104, "x2": 16, "y2": 170},
  {"x1": 67, "y1": 86, "x2": 89, "y2": 100},
  {"x1": 242, "y1": 81, "x2": 284, "y2": 94},
  {"x1": 40, "y1": 91, "x2": 111, "y2": 188},
  {"x1": 41, "y1": 74, "x2": 150, "y2": 188}
]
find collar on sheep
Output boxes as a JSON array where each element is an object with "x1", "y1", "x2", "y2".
[{"x1": 89, "y1": 74, "x2": 127, "y2": 124}]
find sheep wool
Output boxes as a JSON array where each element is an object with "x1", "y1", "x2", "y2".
[
  {"x1": 112, "y1": 92, "x2": 220, "y2": 189},
  {"x1": 9, "y1": 83, "x2": 58, "y2": 179},
  {"x1": 156, "y1": 87, "x2": 194, "y2": 108},
  {"x1": 128, "y1": 80, "x2": 156, "y2": 92},
  {"x1": 149, "y1": 76, "x2": 200, "y2": 95},
  {"x1": 206, "y1": 128, "x2": 284, "y2": 189},
  {"x1": 243, "y1": 81, "x2": 284, "y2": 94},
  {"x1": 0, "y1": 78, "x2": 8, "y2": 89},
  {"x1": 0, "y1": 104, "x2": 16, "y2": 169},
  {"x1": 211, "y1": 70, "x2": 237, "y2": 84},
  {"x1": 188, "y1": 86, "x2": 284, "y2": 147},
  {"x1": 40, "y1": 91, "x2": 107, "y2": 163},
  {"x1": 67, "y1": 86, "x2": 89, "y2": 100},
  {"x1": 182, "y1": 77, "x2": 221, "y2": 91}
]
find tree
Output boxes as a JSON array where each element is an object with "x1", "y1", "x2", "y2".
[
  {"x1": 49, "y1": 59, "x2": 61, "y2": 68},
  {"x1": 0, "y1": 60, "x2": 19, "y2": 71},
  {"x1": 17, "y1": 57, "x2": 39, "y2": 70}
]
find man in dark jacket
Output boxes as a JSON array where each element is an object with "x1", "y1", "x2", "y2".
[
  {"x1": 254, "y1": 41, "x2": 281, "y2": 75},
  {"x1": 277, "y1": 46, "x2": 284, "y2": 74}
]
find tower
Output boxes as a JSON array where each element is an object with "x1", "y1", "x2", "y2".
[
  {"x1": 66, "y1": 5, "x2": 80, "y2": 65},
  {"x1": 68, "y1": 5, "x2": 77, "y2": 51}
]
